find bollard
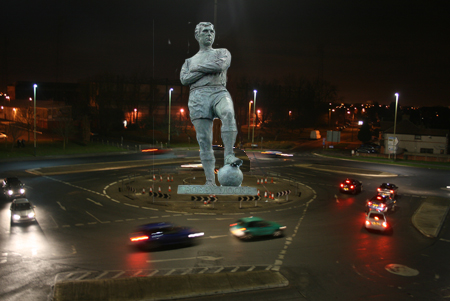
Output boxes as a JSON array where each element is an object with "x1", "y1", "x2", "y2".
[
  {"x1": 257, "y1": 179, "x2": 260, "y2": 185},
  {"x1": 171, "y1": 176, "x2": 174, "y2": 182},
  {"x1": 153, "y1": 174, "x2": 156, "y2": 181},
  {"x1": 271, "y1": 177, "x2": 274, "y2": 183},
  {"x1": 158, "y1": 186, "x2": 161, "y2": 192},
  {"x1": 257, "y1": 189, "x2": 260, "y2": 196},
  {"x1": 149, "y1": 187, "x2": 153, "y2": 195},
  {"x1": 264, "y1": 191, "x2": 268, "y2": 198},
  {"x1": 168, "y1": 185, "x2": 172, "y2": 192},
  {"x1": 167, "y1": 176, "x2": 170, "y2": 182},
  {"x1": 160, "y1": 175, "x2": 163, "y2": 182},
  {"x1": 142, "y1": 188, "x2": 145, "y2": 194},
  {"x1": 265, "y1": 178, "x2": 267, "y2": 184}
]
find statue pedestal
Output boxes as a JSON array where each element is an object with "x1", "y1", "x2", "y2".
[{"x1": 177, "y1": 185, "x2": 257, "y2": 196}]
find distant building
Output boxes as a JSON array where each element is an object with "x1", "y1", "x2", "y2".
[{"x1": 382, "y1": 120, "x2": 449, "y2": 155}]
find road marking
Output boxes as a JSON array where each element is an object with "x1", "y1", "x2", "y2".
[
  {"x1": 56, "y1": 201, "x2": 66, "y2": 211},
  {"x1": 209, "y1": 235, "x2": 228, "y2": 239},
  {"x1": 148, "y1": 270, "x2": 159, "y2": 277},
  {"x1": 49, "y1": 215, "x2": 59, "y2": 228},
  {"x1": 87, "y1": 198, "x2": 103, "y2": 206},
  {"x1": 86, "y1": 211, "x2": 103, "y2": 223},
  {"x1": 440, "y1": 238, "x2": 450, "y2": 243},
  {"x1": 147, "y1": 257, "x2": 197, "y2": 263},
  {"x1": 112, "y1": 271, "x2": 125, "y2": 279}
]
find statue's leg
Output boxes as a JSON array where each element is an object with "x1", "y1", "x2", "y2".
[
  {"x1": 215, "y1": 96, "x2": 242, "y2": 167},
  {"x1": 192, "y1": 119, "x2": 216, "y2": 186}
]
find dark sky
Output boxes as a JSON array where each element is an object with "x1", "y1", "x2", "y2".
[{"x1": 2, "y1": 0, "x2": 449, "y2": 107}]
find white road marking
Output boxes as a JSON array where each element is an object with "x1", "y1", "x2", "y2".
[
  {"x1": 56, "y1": 201, "x2": 66, "y2": 211},
  {"x1": 86, "y1": 211, "x2": 103, "y2": 223},
  {"x1": 87, "y1": 198, "x2": 103, "y2": 206}
]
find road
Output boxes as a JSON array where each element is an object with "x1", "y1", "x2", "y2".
[{"x1": 1, "y1": 150, "x2": 450, "y2": 300}]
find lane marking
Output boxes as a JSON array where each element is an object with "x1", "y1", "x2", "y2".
[
  {"x1": 86, "y1": 211, "x2": 103, "y2": 223},
  {"x1": 56, "y1": 201, "x2": 66, "y2": 211},
  {"x1": 87, "y1": 198, "x2": 103, "y2": 206}
]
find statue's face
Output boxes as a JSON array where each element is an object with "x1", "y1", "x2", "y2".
[{"x1": 197, "y1": 25, "x2": 215, "y2": 47}]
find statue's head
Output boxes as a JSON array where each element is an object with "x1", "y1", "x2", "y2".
[{"x1": 195, "y1": 22, "x2": 215, "y2": 46}]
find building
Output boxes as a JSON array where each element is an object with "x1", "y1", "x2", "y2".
[{"x1": 383, "y1": 120, "x2": 449, "y2": 155}]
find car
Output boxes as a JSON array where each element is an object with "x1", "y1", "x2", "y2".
[
  {"x1": 377, "y1": 183, "x2": 398, "y2": 197},
  {"x1": 365, "y1": 210, "x2": 390, "y2": 232},
  {"x1": 356, "y1": 145, "x2": 378, "y2": 153},
  {"x1": 261, "y1": 150, "x2": 293, "y2": 158},
  {"x1": 10, "y1": 198, "x2": 36, "y2": 224},
  {"x1": 229, "y1": 216, "x2": 286, "y2": 240},
  {"x1": 129, "y1": 222, "x2": 204, "y2": 250},
  {"x1": 0, "y1": 132, "x2": 7, "y2": 139},
  {"x1": 141, "y1": 147, "x2": 172, "y2": 155},
  {"x1": 2, "y1": 177, "x2": 26, "y2": 199},
  {"x1": 339, "y1": 178, "x2": 363, "y2": 194},
  {"x1": 366, "y1": 194, "x2": 396, "y2": 213}
]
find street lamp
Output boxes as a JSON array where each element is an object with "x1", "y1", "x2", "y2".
[
  {"x1": 393, "y1": 93, "x2": 399, "y2": 160},
  {"x1": 252, "y1": 90, "x2": 257, "y2": 144},
  {"x1": 33, "y1": 84, "x2": 37, "y2": 156},
  {"x1": 247, "y1": 100, "x2": 253, "y2": 141},
  {"x1": 168, "y1": 88, "x2": 173, "y2": 147}
]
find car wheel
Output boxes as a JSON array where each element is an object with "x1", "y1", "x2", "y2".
[
  {"x1": 243, "y1": 233, "x2": 253, "y2": 240},
  {"x1": 273, "y1": 230, "x2": 283, "y2": 238}
]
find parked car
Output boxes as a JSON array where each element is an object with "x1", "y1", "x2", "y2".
[
  {"x1": 339, "y1": 178, "x2": 363, "y2": 194},
  {"x1": 356, "y1": 145, "x2": 378, "y2": 153},
  {"x1": 10, "y1": 198, "x2": 36, "y2": 224},
  {"x1": 2, "y1": 177, "x2": 26, "y2": 199},
  {"x1": 229, "y1": 216, "x2": 286, "y2": 240}
]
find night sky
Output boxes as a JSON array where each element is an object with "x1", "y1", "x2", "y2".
[{"x1": 2, "y1": 0, "x2": 449, "y2": 107}]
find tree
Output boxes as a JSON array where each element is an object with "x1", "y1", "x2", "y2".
[{"x1": 357, "y1": 122, "x2": 372, "y2": 143}]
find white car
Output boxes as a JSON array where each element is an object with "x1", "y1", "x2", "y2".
[
  {"x1": 365, "y1": 210, "x2": 390, "y2": 232},
  {"x1": 10, "y1": 198, "x2": 36, "y2": 224}
]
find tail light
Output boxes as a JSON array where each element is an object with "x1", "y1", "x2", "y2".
[
  {"x1": 380, "y1": 204, "x2": 385, "y2": 208},
  {"x1": 350, "y1": 185, "x2": 354, "y2": 189},
  {"x1": 374, "y1": 216, "x2": 379, "y2": 221},
  {"x1": 365, "y1": 221, "x2": 370, "y2": 226},
  {"x1": 367, "y1": 201, "x2": 372, "y2": 206},
  {"x1": 345, "y1": 180, "x2": 350, "y2": 183},
  {"x1": 377, "y1": 188, "x2": 381, "y2": 191},
  {"x1": 382, "y1": 222, "x2": 388, "y2": 228},
  {"x1": 230, "y1": 223, "x2": 237, "y2": 227},
  {"x1": 340, "y1": 184, "x2": 344, "y2": 188},
  {"x1": 130, "y1": 235, "x2": 149, "y2": 242},
  {"x1": 390, "y1": 190, "x2": 394, "y2": 194}
]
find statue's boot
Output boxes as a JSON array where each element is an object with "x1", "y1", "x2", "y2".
[
  {"x1": 222, "y1": 130, "x2": 242, "y2": 167},
  {"x1": 202, "y1": 160, "x2": 217, "y2": 186}
]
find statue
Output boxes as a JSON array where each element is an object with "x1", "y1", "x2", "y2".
[{"x1": 180, "y1": 22, "x2": 242, "y2": 187}]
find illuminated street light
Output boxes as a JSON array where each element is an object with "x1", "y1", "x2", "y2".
[
  {"x1": 252, "y1": 90, "x2": 257, "y2": 144},
  {"x1": 168, "y1": 88, "x2": 173, "y2": 147},
  {"x1": 33, "y1": 84, "x2": 37, "y2": 156},
  {"x1": 247, "y1": 100, "x2": 253, "y2": 141},
  {"x1": 393, "y1": 93, "x2": 399, "y2": 160}
]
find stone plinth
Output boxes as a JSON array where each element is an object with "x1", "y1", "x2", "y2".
[{"x1": 178, "y1": 185, "x2": 257, "y2": 196}]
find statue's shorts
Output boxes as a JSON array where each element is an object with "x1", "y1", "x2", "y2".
[{"x1": 188, "y1": 86, "x2": 232, "y2": 122}]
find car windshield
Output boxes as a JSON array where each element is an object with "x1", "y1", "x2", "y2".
[
  {"x1": 14, "y1": 203, "x2": 31, "y2": 210},
  {"x1": 369, "y1": 213, "x2": 385, "y2": 221},
  {"x1": 7, "y1": 178, "x2": 22, "y2": 185}
]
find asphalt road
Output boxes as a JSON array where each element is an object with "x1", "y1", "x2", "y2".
[{"x1": 1, "y1": 150, "x2": 450, "y2": 300}]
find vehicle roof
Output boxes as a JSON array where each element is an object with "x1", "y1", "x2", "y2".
[
  {"x1": 371, "y1": 195, "x2": 389, "y2": 202},
  {"x1": 12, "y1": 198, "x2": 30, "y2": 204},
  {"x1": 380, "y1": 183, "x2": 396, "y2": 187},
  {"x1": 138, "y1": 222, "x2": 174, "y2": 231},
  {"x1": 238, "y1": 216, "x2": 264, "y2": 222}
]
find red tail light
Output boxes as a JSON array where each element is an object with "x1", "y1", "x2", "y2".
[
  {"x1": 390, "y1": 190, "x2": 394, "y2": 194},
  {"x1": 142, "y1": 148, "x2": 158, "y2": 152},
  {"x1": 377, "y1": 188, "x2": 381, "y2": 191},
  {"x1": 380, "y1": 204, "x2": 385, "y2": 208},
  {"x1": 345, "y1": 180, "x2": 350, "y2": 183},
  {"x1": 382, "y1": 222, "x2": 388, "y2": 228},
  {"x1": 340, "y1": 184, "x2": 344, "y2": 188},
  {"x1": 130, "y1": 235, "x2": 149, "y2": 242},
  {"x1": 367, "y1": 201, "x2": 372, "y2": 206},
  {"x1": 374, "y1": 216, "x2": 379, "y2": 221},
  {"x1": 365, "y1": 221, "x2": 370, "y2": 226},
  {"x1": 350, "y1": 185, "x2": 354, "y2": 189},
  {"x1": 230, "y1": 223, "x2": 237, "y2": 227}
]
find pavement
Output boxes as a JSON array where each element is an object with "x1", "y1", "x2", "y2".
[{"x1": 35, "y1": 157, "x2": 450, "y2": 301}]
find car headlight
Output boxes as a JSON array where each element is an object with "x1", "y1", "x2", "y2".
[
  {"x1": 8, "y1": 190, "x2": 13, "y2": 195},
  {"x1": 28, "y1": 212, "x2": 35, "y2": 218},
  {"x1": 20, "y1": 188, "x2": 25, "y2": 194},
  {"x1": 12, "y1": 214, "x2": 20, "y2": 220}
]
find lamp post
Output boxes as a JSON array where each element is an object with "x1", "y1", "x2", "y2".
[
  {"x1": 168, "y1": 88, "x2": 173, "y2": 147},
  {"x1": 393, "y1": 93, "x2": 399, "y2": 160},
  {"x1": 33, "y1": 84, "x2": 37, "y2": 156},
  {"x1": 251, "y1": 90, "x2": 257, "y2": 144},
  {"x1": 247, "y1": 100, "x2": 253, "y2": 141}
]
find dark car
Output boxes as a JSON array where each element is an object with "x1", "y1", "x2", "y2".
[
  {"x1": 366, "y1": 194, "x2": 396, "y2": 213},
  {"x1": 377, "y1": 183, "x2": 398, "y2": 197},
  {"x1": 2, "y1": 177, "x2": 26, "y2": 199},
  {"x1": 339, "y1": 178, "x2": 363, "y2": 194},
  {"x1": 129, "y1": 222, "x2": 204, "y2": 250},
  {"x1": 356, "y1": 145, "x2": 378, "y2": 153}
]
